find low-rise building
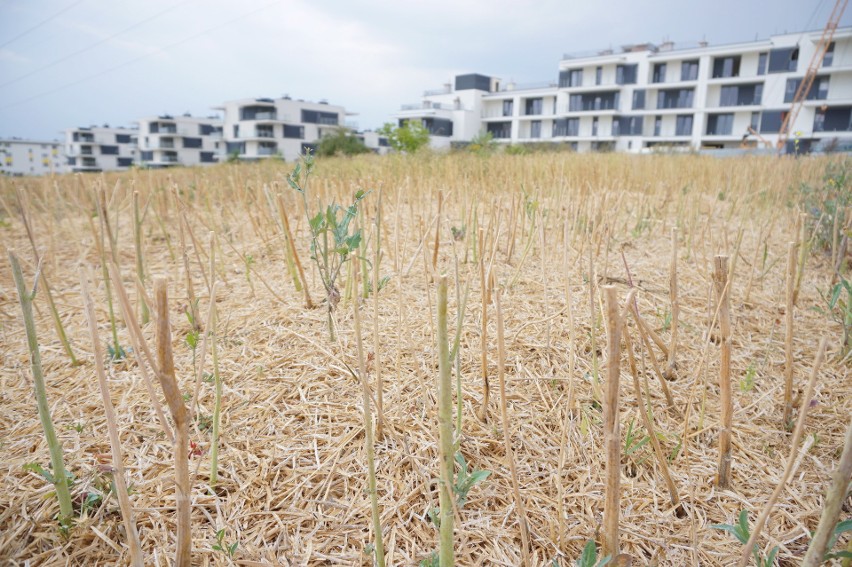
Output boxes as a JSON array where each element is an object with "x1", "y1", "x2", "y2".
[
  {"x1": 216, "y1": 96, "x2": 386, "y2": 160},
  {"x1": 0, "y1": 138, "x2": 65, "y2": 176},
  {"x1": 64, "y1": 125, "x2": 138, "y2": 172},
  {"x1": 136, "y1": 114, "x2": 223, "y2": 168}
]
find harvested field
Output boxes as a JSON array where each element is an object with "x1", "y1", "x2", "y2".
[{"x1": 0, "y1": 152, "x2": 850, "y2": 566}]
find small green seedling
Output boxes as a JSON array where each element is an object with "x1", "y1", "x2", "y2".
[
  {"x1": 576, "y1": 539, "x2": 612, "y2": 567},
  {"x1": 740, "y1": 363, "x2": 756, "y2": 393},
  {"x1": 453, "y1": 452, "x2": 490, "y2": 507},
  {"x1": 106, "y1": 342, "x2": 127, "y2": 362},
  {"x1": 624, "y1": 417, "x2": 650, "y2": 460},
  {"x1": 710, "y1": 510, "x2": 778, "y2": 567},
  {"x1": 212, "y1": 528, "x2": 238, "y2": 558}
]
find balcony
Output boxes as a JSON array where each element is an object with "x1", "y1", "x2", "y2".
[
  {"x1": 424, "y1": 86, "x2": 451, "y2": 96},
  {"x1": 158, "y1": 138, "x2": 175, "y2": 149},
  {"x1": 257, "y1": 143, "x2": 278, "y2": 156},
  {"x1": 255, "y1": 128, "x2": 276, "y2": 138}
]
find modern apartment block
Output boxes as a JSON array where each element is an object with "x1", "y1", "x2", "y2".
[
  {"x1": 65, "y1": 125, "x2": 138, "y2": 172},
  {"x1": 216, "y1": 96, "x2": 388, "y2": 161},
  {"x1": 136, "y1": 114, "x2": 223, "y2": 168},
  {"x1": 395, "y1": 27, "x2": 852, "y2": 153},
  {"x1": 0, "y1": 138, "x2": 65, "y2": 176},
  {"x1": 216, "y1": 96, "x2": 343, "y2": 161}
]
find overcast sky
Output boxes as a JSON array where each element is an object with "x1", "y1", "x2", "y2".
[{"x1": 0, "y1": 0, "x2": 847, "y2": 141}]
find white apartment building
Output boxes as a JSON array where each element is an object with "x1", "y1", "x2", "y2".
[
  {"x1": 0, "y1": 138, "x2": 65, "y2": 176},
  {"x1": 216, "y1": 97, "x2": 344, "y2": 161},
  {"x1": 136, "y1": 114, "x2": 223, "y2": 168},
  {"x1": 65, "y1": 125, "x2": 138, "y2": 172},
  {"x1": 395, "y1": 27, "x2": 852, "y2": 153}
]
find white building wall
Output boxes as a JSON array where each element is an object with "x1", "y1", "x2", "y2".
[{"x1": 0, "y1": 139, "x2": 64, "y2": 176}]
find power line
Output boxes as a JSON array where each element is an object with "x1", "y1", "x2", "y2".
[
  {"x1": 0, "y1": 0, "x2": 194, "y2": 89},
  {"x1": 0, "y1": 0, "x2": 86, "y2": 50},
  {"x1": 1, "y1": 1, "x2": 282, "y2": 112}
]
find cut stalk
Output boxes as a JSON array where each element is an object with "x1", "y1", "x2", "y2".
[
  {"x1": 783, "y1": 242, "x2": 797, "y2": 428},
  {"x1": 154, "y1": 278, "x2": 191, "y2": 567},
  {"x1": 209, "y1": 292, "x2": 221, "y2": 485},
  {"x1": 108, "y1": 264, "x2": 174, "y2": 443},
  {"x1": 133, "y1": 191, "x2": 150, "y2": 325},
  {"x1": 80, "y1": 270, "x2": 144, "y2": 567},
  {"x1": 476, "y1": 228, "x2": 489, "y2": 423},
  {"x1": 373, "y1": 190, "x2": 385, "y2": 439},
  {"x1": 713, "y1": 255, "x2": 733, "y2": 489},
  {"x1": 277, "y1": 193, "x2": 313, "y2": 308},
  {"x1": 16, "y1": 188, "x2": 79, "y2": 365},
  {"x1": 495, "y1": 286, "x2": 531, "y2": 566},
  {"x1": 436, "y1": 276, "x2": 455, "y2": 567},
  {"x1": 602, "y1": 285, "x2": 622, "y2": 558},
  {"x1": 666, "y1": 227, "x2": 679, "y2": 380},
  {"x1": 9, "y1": 251, "x2": 74, "y2": 525},
  {"x1": 352, "y1": 260, "x2": 385, "y2": 567}
]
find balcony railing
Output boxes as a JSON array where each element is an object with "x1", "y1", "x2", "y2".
[
  {"x1": 498, "y1": 81, "x2": 557, "y2": 92},
  {"x1": 159, "y1": 139, "x2": 175, "y2": 149},
  {"x1": 255, "y1": 130, "x2": 275, "y2": 138},
  {"x1": 257, "y1": 145, "x2": 278, "y2": 156}
]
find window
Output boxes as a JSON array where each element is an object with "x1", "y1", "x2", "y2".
[
  {"x1": 612, "y1": 115, "x2": 643, "y2": 136},
  {"x1": 423, "y1": 118, "x2": 453, "y2": 136},
  {"x1": 200, "y1": 152, "x2": 217, "y2": 163},
  {"x1": 67, "y1": 157, "x2": 76, "y2": 166},
  {"x1": 750, "y1": 112, "x2": 760, "y2": 132},
  {"x1": 101, "y1": 145, "x2": 119, "y2": 155},
  {"x1": 632, "y1": 89, "x2": 646, "y2": 110},
  {"x1": 719, "y1": 83, "x2": 763, "y2": 106},
  {"x1": 784, "y1": 76, "x2": 829, "y2": 103},
  {"x1": 283, "y1": 124, "x2": 304, "y2": 139},
  {"x1": 116, "y1": 134, "x2": 131, "y2": 144},
  {"x1": 595, "y1": 66, "x2": 602, "y2": 85},
  {"x1": 502, "y1": 100, "x2": 513, "y2": 117},
  {"x1": 183, "y1": 137, "x2": 202, "y2": 149},
  {"x1": 301, "y1": 110, "x2": 338, "y2": 125},
  {"x1": 117, "y1": 157, "x2": 134, "y2": 167},
  {"x1": 768, "y1": 47, "x2": 799, "y2": 73},
  {"x1": 200, "y1": 124, "x2": 216, "y2": 136},
  {"x1": 657, "y1": 88, "x2": 694, "y2": 109},
  {"x1": 654, "y1": 116, "x2": 662, "y2": 136},
  {"x1": 757, "y1": 52, "x2": 768, "y2": 75},
  {"x1": 652, "y1": 63, "x2": 667, "y2": 83},
  {"x1": 592, "y1": 117, "x2": 599, "y2": 136},
  {"x1": 149, "y1": 123, "x2": 159, "y2": 134},
  {"x1": 140, "y1": 151, "x2": 153, "y2": 161},
  {"x1": 675, "y1": 114, "x2": 693, "y2": 136},
  {"x1": 559, "y1": 68, "x2": 583, "y2": 87},
  {"x1": 233, "y1": 125, "x2": 239, "y2": 138},
  {"x1": 681, "y1": 60, "x2": 699, "y2": 81},
  {"x1": 760, "y1": 110, "x2": 787, "y2": 133},
  {"x1": 706, "y1": 113, "x2": 734, "y2": 135},
  {"x1": 616, "y1": 64, "x2": 638, "y2": 85},
  {"x1": 569, "y1": 91, "x2": 619, "y2": 111},
  {"x1": 486, "y1": 121, "x2": 512, "y2": 139},
  {"x1": 553, "y1": 118, "x2": 579, "y2": 136},
  {"x1": 524, "y1": 98, "x2": 543, "y2": 115},
  {"x1": 824, "y1": 42, "x2": 835, "y2": 67},
  {"x1": 712, "y1": 56, "x2": 741, "y2": 78},
  {"x1": 814, "y1": 106, "x2": 852, "y2": 132},
  {"x1": 530, "y1": 120, "x2": 542, "y2": 139},
  {"x1": 225, "y1": 141, "x2": 244, "y2": 155},
  {"x1": 240, "y1": 106, "x2": 277, "y2": 121}
]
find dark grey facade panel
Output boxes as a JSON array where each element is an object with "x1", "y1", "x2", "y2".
[{"x1": 455, "y1": 73, "x2": 492, "y2": 91}]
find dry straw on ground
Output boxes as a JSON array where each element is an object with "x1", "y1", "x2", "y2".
[{"x1": 0, "y1": 152, "x2": 850, "y2": 566}]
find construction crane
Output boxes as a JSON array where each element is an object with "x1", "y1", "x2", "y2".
[{"x1": 777, "y1": 0, "x2": 848, "y2": 153}]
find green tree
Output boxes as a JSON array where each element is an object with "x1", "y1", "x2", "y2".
[
  {"x1": 316, "y1": 128, "x2": 371, "y2": 157},
  {"x1": 378, "y1": 120, "x2": 430, "y2": 153}
]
